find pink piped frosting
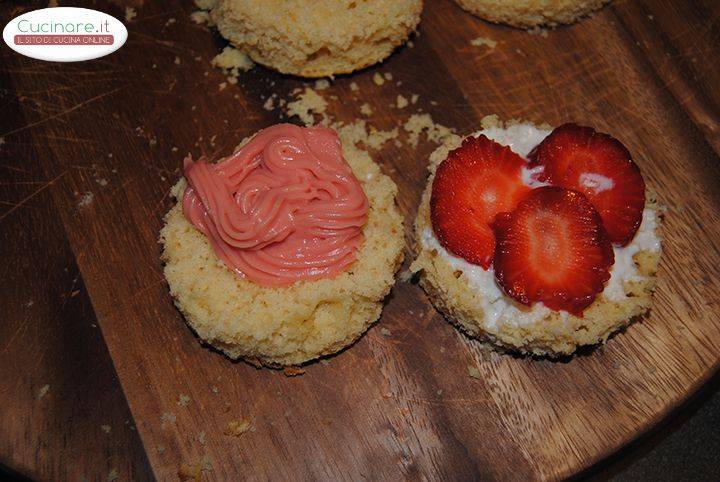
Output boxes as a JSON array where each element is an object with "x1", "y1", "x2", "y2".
[{"x1": 182, "y1": 124, "x2": 369, "y2": 286}]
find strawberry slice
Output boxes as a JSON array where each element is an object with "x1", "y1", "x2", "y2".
[
  {"x1": 430, "y1": 135, "x2": 532, "y2": 268},
  {"x1": 492, "y1": 187, "x2": 614, "y2": 316},
  {"x1": 528, "y1": 123, "x2": 645, "y2": 246}
]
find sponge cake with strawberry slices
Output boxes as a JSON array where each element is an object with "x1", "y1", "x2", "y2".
[{"x1": 410, "y1": 117, "x2": 662, "y2": 356}]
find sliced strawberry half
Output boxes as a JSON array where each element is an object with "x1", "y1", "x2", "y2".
[
  {"x1": 492, "y1": 187, "x2": 614, "y2": 316},
  {"x1": 528, "y1": 123, "x2": 645, "y2": 246},
  {"x1": 430, "y1": 135, "x2": 532, "y2": 268}
]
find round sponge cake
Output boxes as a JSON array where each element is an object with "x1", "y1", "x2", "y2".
[
  {"x1": 210, "y1": 0, "x2": 423, "y2": 77},
  {"x1": 160, "y1": 136, "x2": 404, "y2": 366},
  {"x1": 453, "y1": 0, "x2": 611, "y2": 28},
  {"x1": 410, "y1": 119, "x2": 662, "y2": 356}
]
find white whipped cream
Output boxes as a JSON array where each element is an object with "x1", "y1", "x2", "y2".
[{"x1": 422, "y1": 124, "x2": 662, "y2": 330}]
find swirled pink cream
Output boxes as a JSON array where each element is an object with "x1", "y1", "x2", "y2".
[{"x1": 182, "y1": 123, "x2": 369, "y2": 286}]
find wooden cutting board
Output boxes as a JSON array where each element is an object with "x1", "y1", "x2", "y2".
[{"x1": 2, "y1": 0, "x2": 720, "y2": 480}]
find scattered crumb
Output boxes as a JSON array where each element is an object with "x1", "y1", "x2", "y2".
[
  {"x1": 178, "y1": 394, "x2": 190, "y2": 407},
  {"x1": 319, "y1": 359, "x2": 331, "y2": 366},
  {"x1": 286, "y1": 87, "x2": 327, "y2": 125},
  {"x1": 349, "y1": 82, "x2": 359, "y2": 92},
  {"x1": 197, "y1": 431, "x2": 206, "y2": 445},
  {"x1": 101, "y1": 425, "x2": 111, "y2": 434},
  {"x1": 372, "y1": 73, "x2": 385, "y2": 86},
  {"x1": 156, "y1": 444, "x2": 165, "y2": 454},
  {"x1": 165, "y1": 17, "x2": 176, "y2": 26},
  {"x1": 200, "y1": 455, "x2": 213, "y2": 472},
  {"x1": 171, "y1": 146, "x2": 179, "y2": 152},
  {"x1": 108, "y1": 469, "x2": 119, "y2": 481},
  {"x1": 96, "y1": 178, "x2": 108, "y2": 186},
  {"x1": 359, "y1": 103, "x2": 373, "y2": 116},
  {"x1": 283, "y1": 366, "x2": 306, "y2": 377},
  {"x1": 124, "y1": 7, "x2": 136, "y2": 22},
  {"x1": 468, "y1": 365, "x2": 481, "y2": 379},
  {"x1": 471, "y1": 37, "x2": 497, "y2": 49},
  {"x1": 107, "y1": 153, "x2": 113, "y2": 158},
  {"x1": 78, "y1": 191, "x2": 94, "y2": 208},
  {"x1": 314, "y1": 79, "x2": 330, "y2": 90},
  {"x1": 212, "y1": 46, "x2": 254, "y2": 81},
  {"x1": 190, "y1": 10, "x2": 210, "y2": 24},
  {"x1": 436, "y1": 389, "x2": 443, "y2": 396},
  {"x1": 218, "y1": 82, "x2": 227, "y2": 91},
  {"x1": 263, "y1": 94, "x2": 276, "y2": 111},
  {"x1": 178, "y1": 463, "x2": 201, "y2": 481},
  {"x1": 528, "y1": 27, "x2": 549, "y2": 37},
  {"x1": 26, "y1": 300, "x2": 34, "y2": 307},
  {"x1": 411, "y1": 94, "x2": 419, "y2": 104},
  {"x1": 224, "y1": 419, "x2": 252, "y2": 437},
  {"x1": 37, "y1": 384, "x2": 50, "y2": 400},
  {"x1": 210, "y1": 386, "x2": 219, "y2": 394},
  {"x1": 403, "y1": 113, "x2": 454, "y2": 147},
  {"x1": 380, "y1": 327, "x2": 392, "y2": 337},
  {"x1": 396, "y1": 94, "x2": 408, "y2": 109},
  {"x1": 174, "y1": 56, "x2": 181, "y2": 65},
  {"x1": 384, "y1": 72, "x2": 393, "y2": 81},
  {"x1": 407, "y1": 40, "x2": 414, "y2": 48},
  {"x1": 161, "y1": 412, "x2": 177, "y2": 428}
]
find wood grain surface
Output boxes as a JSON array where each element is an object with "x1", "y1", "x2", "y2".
[{"x1": 2, "y1": 0, "x2": 719, "y2": 480}]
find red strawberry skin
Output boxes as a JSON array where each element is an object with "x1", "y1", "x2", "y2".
[
  {"x1": 492, "y1": 187, "x2": 614, "y2": 316},
  {"x1": 528, "y1": 123, "x2": 645, "y2": 246},
  {"x1": 430, "y1": 135, "x2": 532, "y2": 269}
]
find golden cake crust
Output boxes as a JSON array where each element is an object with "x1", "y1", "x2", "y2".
[
  {"x1": 211, "y1": 0, "x2": 423, "y2": 77},
  {"x1": 409, "y1": 117, "x2": 662, "y2": 356},
  {"x1": 454, "y1": 0, "x2": 611, "y2": 28},
  {"x1": 160, "y1": 134, "x2": 404, "y2": 366}
]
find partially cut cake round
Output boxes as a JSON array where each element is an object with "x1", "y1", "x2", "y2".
[
  {"x1": 453, "y1": 0, "x2": 611, "y2": 28},
  {"x1": 211, "y1": 0, "x2": 423, "y2": 77}
]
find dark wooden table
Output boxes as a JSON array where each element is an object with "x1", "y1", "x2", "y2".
[{"x1": 2, "y1": 0, "x2": 719, "y2": 480}]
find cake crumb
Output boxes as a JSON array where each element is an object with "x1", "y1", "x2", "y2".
[
  {"x1": 471, "y1": 37, "x2": 497, "y2": 49},
  {"x1": 528, "y1": 27, "x2": 549, "y2": 38},
  {"x1": 78, "y1": 191, "x2": 94, "y2": 208},
  {"x1": 108, "y1": 469, "x2": 119, "y2": 481},
  {"x1": 165, "y1": 18, "x2": 176, "y2": 26},
  {"x1": 37, "y1": 384, "x2": 50, "y2": 400},
  {"x1": 283, "y1": 366, "x2": 306, "y2": 377},
  {"x1": 101, "y1": 425, "x2": 111, "y2": 434},
  {"x1": 224, "y1": 418, "x2": 252, "y2": 437},
  {"x1": 403, "y1": 114, "x2": 454, "y2": 147},
  {"x1": 411, "y1": 94, "x2": 419, "y2": 104},
  {"x1": 156, "y1": 444, "x2": 165, "y2": 454},
  {"x1": 396, "y1": 94, "x2": 408, "y2": 109},
  {"x1": 177, "y1": 394, "x2": 190, "y2": 407},
  {"x1": 210, "y1": 386, "x2": 219, "y2": 394},
  {"x1": 359, "y1": 103, "x2": 373, "y2": 116},
  {"x1": 124, "y1": 7, "x2": 136, "y2": 22},
  {"x1": 372, "y1": 73, "x2": 385, "y2": 86},
  {"x1": 190, "y1": 10, "x2": 210, "y2": 24},
  {"x1": 197, "y1": 431, "x2": 206, "y2": 445},
  {"x1": 349, "y1": 82, "x2": 359, "y2": 92},
  {"x1": 218, "y1": 82, "x2": 227, "y2": 91},
  {"x1": 212, "y1": 47, "x2": 254, "y2": 76},
  {"x1": 468, "y1": 365, "x2": 481, "y2": 379},
  {"x1": 286, "y1": 87, "x2": 327, "y2": 125},
  {"x1": 383, "y1": 72, "x2": 393, "y2": 81},
  {"x1": 263, "y1": 94, "x2": 276, "y2": 111},
  {"x1": 174, "y1": 56, "x2": 181, "y2": 65},
  {"x1": 314, "y1": 79, "x2": 330, "y2": 90},
  {"x1": 161, "y1": 412, "x2": 177, "y2": 428},
  {"x1": 380, "y1": 327, "x2": 392, "y2": 337}
]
